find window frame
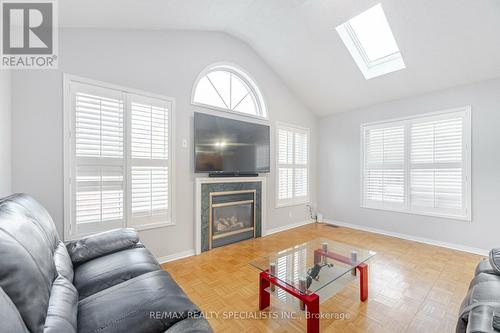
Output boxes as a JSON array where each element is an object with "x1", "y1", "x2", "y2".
[
  {"x1": 336, "y1": 4, "x2": 405, "y2": 80},
  {"x1": 275, "y1": 122, "x2": 310, "y2": 208},
  {"x1": 191, "y1": 62, "x2": 268, "y2": 121},
  {"x1": 63, "y1": 74, "x2": 176, "y2": 240},
  {"x1": 360, "y1": 106, "x2": 472, "y2": 221}
]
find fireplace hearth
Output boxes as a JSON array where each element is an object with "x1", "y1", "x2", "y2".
[{"x1": 209, "y1": 190, "x2": 256, "y2": 249}]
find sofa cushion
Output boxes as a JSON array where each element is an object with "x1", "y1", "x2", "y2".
[
  {"x1": 0, "y1": 287, "x2": 29, "y2": 333},
  {"x1": 74, "y1": 247, "x2": 160, "y2": 299},
  {"x1": 66, "y1": 228, "x2": 140, "y2": 265},
  {"x1": 78, "y1": 270, "x2": 202, "y2": 333},
  {"x1": 0, "y1": 198, "x2": 58, "y2": 333},
  {"x1": 44, "y1": 275, "x2": 78, "y2": 333},
  {"x1": 165, "y1": 317, "x2": 213, "y2": 333}
]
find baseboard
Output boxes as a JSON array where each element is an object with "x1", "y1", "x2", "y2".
[
  {"x1": 265, "y1": 219, "x2": 315, "y2": 236},
  {"x1": 157, "y1": 249, "x2": 196, "y2": 264},
  {"x1": 157, "y1": 220, "x2": 314, "y2": 263},
  {"x1": 326, "y1": 219, "x2": 488, "y2": 256}
]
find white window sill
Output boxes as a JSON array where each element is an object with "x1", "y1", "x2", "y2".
[
  {"x1": 134, "y1": 221, "x2": 176, "y2": 231},
  {"x1": 276, "y1": 199, "x2": 310, "y2": 209},
  {"x1": 361, "y1": 204, "x2": 471, "y2": 222},
  {"x1": 66, "y1": 221, "x2": 175, "y2": 241}
]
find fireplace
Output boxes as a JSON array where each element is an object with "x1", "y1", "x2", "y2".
[
  {"x1": 209, "y1": 190, "x2": 256, "y2": 250},
  {"x1": 196, "y1": 178, "x2": 264, "y2": 253}
]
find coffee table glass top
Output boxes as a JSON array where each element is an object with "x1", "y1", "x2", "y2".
[{"x1": 250, "y1": 238, "x2": 375, "y2": 295}]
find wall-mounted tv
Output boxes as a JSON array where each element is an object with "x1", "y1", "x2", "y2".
[{"x1": 194, "y1": 112, "x2": 270, "y2": 175}]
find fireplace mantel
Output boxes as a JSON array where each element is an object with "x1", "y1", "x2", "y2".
[{"x1": 195, "y1": 176, "x2": 267, "y2": 254}]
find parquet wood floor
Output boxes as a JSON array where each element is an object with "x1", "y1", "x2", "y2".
[{"x1": 162, "y1": 223, "x2": 482, "y2": 333}]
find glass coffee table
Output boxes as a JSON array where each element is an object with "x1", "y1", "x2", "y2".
[{"x1": 250, "y1": 238, "x2": 376, "y2": 333}]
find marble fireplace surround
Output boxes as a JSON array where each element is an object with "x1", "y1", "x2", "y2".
[{"x1": 195, "y1": 177, "x2": 267, "y2": 254}]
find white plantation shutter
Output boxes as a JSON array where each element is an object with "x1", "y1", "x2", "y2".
[
  {"x1": 294, "y1": 168, "x2": 308, "y2": 197},
  {"x1": 71, "y1": 83, "x2": 125, "y2": 235},
  {"x1": 76, "y1": 166, "x2": 124, "y2": 223},
  {"x1": 410, "y1": 115, "x2": 466, "y2": 216},
  {"x1": 363, "y1": 125, "x2": 405, "y2": 208},
  {"x1": 131, "y1": 167, "x2": 168, "y2": 215},
  {"x1": 65, "y1": 77, "x2": 174, "y2": 239},
  {"x1": 75, "y1": 91, "x2": 124, "y2": 158},
  {"x1": 361, "y1": 108, "x2": 470, "y2": 220},
  {"x1": 277, "y1": 124, "x2": 309, "y2": 206},
  {"x1": 129, "y1": 96, "x2": 171, "y2": 227}
]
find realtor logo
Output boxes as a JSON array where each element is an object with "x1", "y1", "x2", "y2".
[{"x1": 1, "y1": 0, "x2": 58, "y2": 69}]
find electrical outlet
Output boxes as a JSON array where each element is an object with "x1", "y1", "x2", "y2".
[{"x1": 182, "y1": 139, "x2": 188, "y2": 148}]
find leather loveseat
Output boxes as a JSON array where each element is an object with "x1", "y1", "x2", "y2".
[
  {"x1": 457, "y1": 249, "x2": 500, "y2": 332},
  {"x1": 0, "y1": 194, "x2": 212, "y2": 333}
]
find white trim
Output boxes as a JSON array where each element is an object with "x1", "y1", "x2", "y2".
[
  {"x1": 63, "y1": 74, "x2": 176, "y2": 241},
  {"x1": 336, "y1": 4, "x2": 405, "y2": 80},
  {"x1": 360, "y1": 106, "x2": 472, "y2": 221},
  {"x1": 194, "y1": 176, "x2": 267, "y2": 255},
  {"x1": 361, "y1": 106, "x2": 472, "y2": 128},
  {"x1": 134, "y1": 221, "x2": 174, "y2": 231},
  {"x1": 191, "y1": 62, "x2": 268, "y2": 120},
  {"x1": 64, "y1": 74, "x2": 176, "y2": 102},
  {"x1": 63, "y1": 74, "x2": 72, "y2": 241},
  {"x1": 157, "y1": 249, "x2": 196, "y2": 264},
  {"x1": 325, "y1": 219, "x2": 488, "y2": 256},
  {"x1": 192, "y1": 106, "x2": 269, "y2": 126},
  {"x1": 275, "y1": 122, "x2": 310, "y2": 208},
  {"x1": 265, "y1": 219, "x2": 314, "y2": 236},
  {"x1": 275, "y1": 200, "x2": 311, "y2": 209}
]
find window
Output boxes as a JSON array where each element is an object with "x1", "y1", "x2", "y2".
[
  {"x1": 64, "y1": 75, "x2": 174, "y2": 240},
  {"x1": 336, "y1": 4, "x2": 405, "y2": 79},
  {"x1": 276, "y1": 123, "x2": 309, "y2": 207},
  {"x1": 361, "y1": 107, "x2": 471, "y2": 220},
  {"x1": 192, "y1": 63, "x2": 267, "y2": 119}
]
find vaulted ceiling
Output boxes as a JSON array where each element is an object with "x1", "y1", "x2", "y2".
[{"x1": 60, "y1": 0, "x2": 500, "y2": 115}]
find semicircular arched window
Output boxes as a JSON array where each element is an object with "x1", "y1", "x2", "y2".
[{"x1": 192, "y1": 64, "x2": 267, "y2": 119}]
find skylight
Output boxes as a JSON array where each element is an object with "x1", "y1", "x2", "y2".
[{"x1": 336, "y1": 4, "x2": 405, "y2": 79}]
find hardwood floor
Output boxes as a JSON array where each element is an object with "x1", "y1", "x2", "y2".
[{"x1": 162, "y1": 223, "x2": 482, "y2": 332}]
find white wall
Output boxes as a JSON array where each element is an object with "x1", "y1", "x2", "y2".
[
  {"x1": 11, "y1": 29, "x2": 318, "y2": 258},
  {"x1": 318, "y1": 78, "x2": 500, "y2": 253},
  {"x1": 0, "y1": 70, "x2": 11, "y2": 197}
]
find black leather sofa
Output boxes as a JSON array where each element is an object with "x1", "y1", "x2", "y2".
[
  {"x1": 457, "y1": 249, "x2": 500, "y2": 333},
  {"x1": 0, "y1": 194, "x2": 212, "y2": 333}
]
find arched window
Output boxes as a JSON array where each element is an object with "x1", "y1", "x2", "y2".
[{"x1": 192, "y1": 63, "x2": 267, "y2": 119}]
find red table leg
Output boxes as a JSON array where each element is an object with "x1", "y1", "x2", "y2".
[
  {"x1": 356, "y1": 263, "x2": 368, "y2": 302},
  {"x1": 306, "y1": 294, "x2": 320, "y2": 333},
  {"x1": 314, "y1": 249, "x2": 321, "y2": 265},
  {"x1": 258, "y1": 270, "x2": 320, "y2": 333},
  {"x1": 259, "y1": 271, "x2": 270, "y2": 310}
]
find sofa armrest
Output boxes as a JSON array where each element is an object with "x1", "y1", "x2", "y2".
[
  {"x1": 490, "y1": 248, "x2": 500, "y2": 275},
  {"x1": 466, "y1": 305, "x2": 500, "y2": 333},
  {"x1": 65, "y1": 228, "x2": 140, "y2": 265}
]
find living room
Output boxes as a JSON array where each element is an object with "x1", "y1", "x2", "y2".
[{"x1": 0, "y1": 1, "x2": 498, "y2": 332}]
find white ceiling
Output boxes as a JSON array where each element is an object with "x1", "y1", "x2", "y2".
[{"x1": 60, "y1": 0, "x2": 500, "y2": 115}]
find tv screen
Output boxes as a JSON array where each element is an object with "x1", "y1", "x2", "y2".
[{"x1": 194, "y1": 112, "x2": 270, "y2": 174}]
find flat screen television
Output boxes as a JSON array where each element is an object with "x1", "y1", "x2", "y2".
[{"x1": 194, "y1": 112, "x2": 270, "y2": 174}]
